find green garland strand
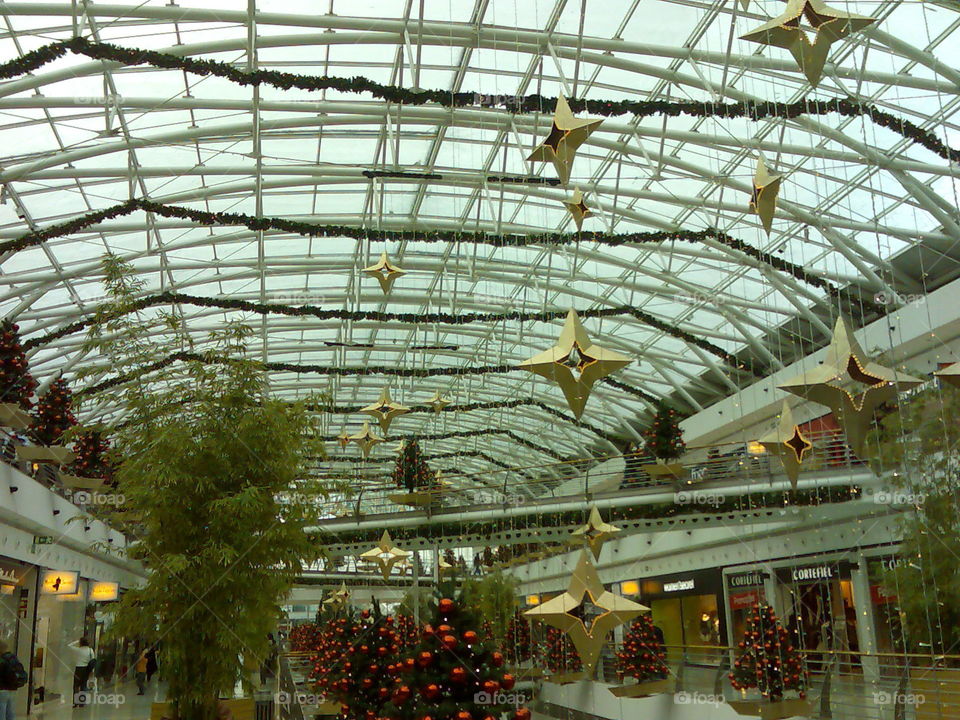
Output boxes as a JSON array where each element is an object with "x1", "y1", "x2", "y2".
[{"x1": 0, "y1": 37, "x2": 954, "y2": 162}]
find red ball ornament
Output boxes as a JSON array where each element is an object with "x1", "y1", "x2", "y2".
[
  {"x1": 450, "y1": 667, "x2": 467, "y2": 683},
  {"x1": 514, "y1": 710, "x2": 531, "y2": 720},
  {"x1": 491, "y1": 651, "x2": 504, "y2": 667},
  {"x1": 501, "y1": 674, "x2": 515, "y2": 690},
  {"x1": 417, "y1": 651, "x2": 433, "y2": 668},
  {"x1": 422, "y1": 683, "x2": 441, "y2": 700},
  {"x1": 463, "y1": 630, "x2": 478, "y2": 645},
  {"x1": 456, "y1": 712, "x2": 472, "y2": 720},
  {"x1": 482, "y1": 680, "x2": 499, "y2": 694},
  {"x1": 438, "y1": 624, "x2": 453, "y2": 634},
  {"x1": 438, "y1": 598, "x2": 456, "y2": 615},
  {"x1": 442, "y1": 634, "x2": 458, "y2": 650}
]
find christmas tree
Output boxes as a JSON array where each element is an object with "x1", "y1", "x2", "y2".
[
  {"x1": 382, "y1": 588, "x2": 529, "y2": 720},
  {"x1": 28, "y1": 376, "x2": 76, "y2": 446},
  {"x1": 0, "y1": 319, "x2": 36, "y2": 409},
  {"x1": 323, "y1": 605, "x2": 405, "y2": 719},
  {"x1": 643, "y1": 405, "x2": 686, "y2": 460},
  {"x1": 504, "y1": 610, "x2": 533, "y2": 665},
  {"x1": 541, "y1": 627, "x2": 582, "y2": 675},
  {"x1": 394, "y1": 614, "x2": 419, "y2": 649},
  {"x1": 729, "y1": 603, "x2": 806, "y2": 702},
  {"x1": 289, "y1": 622, "x2": 322, "y2": 652},
  {"x1": 69, "y1": 429, "x2": 115, "y2": 481},
  {"x1": 308, "y1": 615, "x2": 354, "y2": 693},
  {"x1": 393, "y1": 439, "x2": 435, "y2": 493},
  {"x1": 616, "y1": 616, "x2": 668, "y2": 682}
]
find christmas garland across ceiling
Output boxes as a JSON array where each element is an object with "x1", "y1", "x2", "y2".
[{"x1": 0, "y1": 37, "x2": 954, "y2": 162}]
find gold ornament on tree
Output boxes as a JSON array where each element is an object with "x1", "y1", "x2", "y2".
[
  {"x1": 758, "y1": 400, "x2": 813, "y2": 489},
  {"x1": 749, "y1": 156, "x2": 782, "y2": 235},
  {"x1": 525, "y1": 550, "x2": 648, "y2": 672},
  {"x1": 519, "y1": 309, "x2": 631, "y2": 419},
  {"x1": 323, "y1": 582, "x2": 351, "y2": 608},
  {"x1": 740, "y1": 0, "x2": 877, "y2": 86},
  {"x1": 360, "y1": 387, "x2": 410, "y2": 433},
  {"x1": 527, "y1": 95, "x2": 603, "y2": 185},
  {"x1": 778, "y1": 316, "x2": 922, "y2": 456},
  {"x1": 362, "y1": 251, "x2": 406, "y2": 293},
  {"x1": 570, "y1": 506, "x2": 622, "y2": 560},
  {"x1": 563, "y1": 188, "x2": 594, "y2": 231},
  {"x1": 348, "y1": 421, "x2": 384, "y2": 458},
  {"x1": 358, "y1": 530, "x2": 412, "y2": 581}
]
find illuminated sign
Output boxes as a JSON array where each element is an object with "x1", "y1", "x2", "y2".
[
  {"x1": 0, "y1": 585, "x2": 13, "y2": 596},
  {"x1": 526, "y1": 594, "x2": 541, "y2": 606},
  {"x1": 620, "y1": 580, "x2": 640, "y2": 595},
  {"x1": 728, "y1": 571, "x2": 766, "y2": 588},
  {"x1": 791, "y1": 565, "x2": 835, "y2": 582},
  {"x1": 90, "y1": 582, "x2": 120, "y2": 602},
  {"x1": 40, "y1": 569, "x2": 79, "y2": 595},
  {"x1": 662, "y1": 579, "x2": 695, "y2": 593}
]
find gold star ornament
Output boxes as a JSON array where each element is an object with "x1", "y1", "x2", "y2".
[
  {"x1": 360, "y1": 387, "x2": 410, "y2": 433},
  {"x1": 570, "y1": 506, "x2": 621, "y2": 560},
  {"x1": 778, "y1": 316, "x2": 922, "y2": 456},
  {"x1": 323, "y1": 582, "x2": 351, "y2": 608},
  {"x1": 362, "y1": 251, "x2": 406, "y2": 293},
  {"x1": 525, "y1": 550, "x2": 648, "y2": 671},
  {"x1": 519, "y1": 309, "x2": 631, "y2": 419},
  {"x1": 358, "y1": 530, "x2": 412, "y2": 581},
  {"x1": 426, "y1": 390, "x2": 450, "y2": 414},
  {"x1": 563, "y1": 188, "x2": 594, "y2": 231},
  {"x1": 527, "y1": 95, "x2": 602, "y2": 185},
  {"x1": 348, "y1": 421, "x2": 384, "y2": 458},
  {"x1": 749, "y1": 156, "x2": 782, "y2": 235},
  {"x1": 740, "y1": 0, "x2": 877, "y2": 86},
  {"x1": 758, "y1": 400, "x2": 813, "y2": 489}
]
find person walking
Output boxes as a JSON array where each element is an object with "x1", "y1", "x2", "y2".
[
  {"x1": 0, "y1": 639, "x2": 28, "y2": 720},
  {"x1": 134, "y1": 651, "x2": 148, "y2": 696},
  {"x1": 145, "y1": 646, "x2": 158, "y2": 683},
  {"x1": 67, "y1": 637, "x2": 96, "y2": 707}
]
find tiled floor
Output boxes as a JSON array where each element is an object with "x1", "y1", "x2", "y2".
[{"x1": 28, "y1": 680, "x2": 164, "y2": 720}]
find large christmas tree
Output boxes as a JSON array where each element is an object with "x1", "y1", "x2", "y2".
[
  {"x1": 541, "y1": 627, "x2": 582, "y2": 675},
  {"x1": 504, "y1": 610, "x2": 533, "y2": 665},
  {"x1": 0, "y1": 319, "x2": 36, "y2": 409},
  {"x1": 392, "y1": 439, "x2": 435, "y2": 492},
  {"x1": 307, "y1": 615, "x2": 354, "y2": 694},
  {"x1": 616, "y1": 616, "x2": 668, "y2": 682},
  {"x1": 69, "y1": 429, "x2": 115, "y2": 481},
  {"x1": 642, "y1": 405, "x2": 686, "y2": 460},
  {"x1": 382, "y1": 589, "x2": 528, "y2": 720},
  {"x1": 29, "y1": 376, "x2": 76, "y2": 445},
  {"x1": 289, "y1": 622, "x2": 322, "y2": 653},
  {"x1": 729, "y1": 603, "x2": 806, "y2": 702}
]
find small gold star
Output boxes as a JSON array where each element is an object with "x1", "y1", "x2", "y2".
[
  {"x1": 362, "y1": 252, "x2": 406, "y2": 293},
  {"x1": 527, "y1": 96, "x2": 603, "y2": 185},
  {"x1": 358, "y1": 530, "x2": 412, "y2": 581},
  {"x1": 749, "y1": 156, "x2": 782, "y2": 236},
  {"x1": 570, "y1": 506, "x2": 621, "y2": 560},
  {"x1": 360, "y1": 387, "x2": 410, "y2": 433},
  {"x1": 563, "y1": 188, "x2": 594, "y2": 232}
]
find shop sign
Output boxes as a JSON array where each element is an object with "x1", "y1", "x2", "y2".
[
  {"x1": 0, "y1": 560, "x2": 26, "y2": 586},
  {"x1": 40, "y1": 569, "x2": 79, "y2": 595},
  {"x1": 728, "y1": 571, "x2": 766, "y2": 588},
  {"x1": 662, "y1": 579, "x2": 695, "y2": 593},
  {"x1": 730, "y1": 590, "x2": 763, "y2": 610},
  {"x1": 870, "y1": 584, "x2": 897, "y2": 605},
  {"x1": 90, "y1": 582, "x2": 119, "y2": 602}
]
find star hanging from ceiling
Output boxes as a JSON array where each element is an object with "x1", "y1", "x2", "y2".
[
  {"x1": 525, "y1": 550, "x2": 648, "y2": 670},
  {"x1": 519, "y1": 308, "x2": 631, "y2": 419},
  {"x1": 749, "y1": 156, "x2": 782, "y2": 236},
  {"x1": 527, "y1": 95, "x2": 603, "y2": 185},
  {"x1": 362, "y1": 251, "x2": 406, "y2": 293},
  {"x1": 740, "y1": 0, "x2": 877, "y2": 86},
  {"x1": 778, "y1": 316, "x2": 922, "y2": 456},
  {"x1": 758, "y1": 400, "x2": 813, "y2": 489},
  {"x1": 360, "y1": 387, "x2": 410, "y2": 433},
  {"x1": 426, "y1": 390, "x2": 450, "y2": 414},
  {"x1": 358, "y1": 530, "x2": 412, "y2": 581},
  {"x1": 562, "y1": 188, "x2": 594, "y2": 232},
  {"x1": 322, "y1": 582, "x2": 351, "y2": 608},
  {"x1": 935, "y1": 362, "x2": 960, "y2": 389},
  {"x1": 348, "y1": 421, "x2": 384, "y2": 458},
  {"x1": 570, "y1": 506, "x2": 621, "y2": 560}
]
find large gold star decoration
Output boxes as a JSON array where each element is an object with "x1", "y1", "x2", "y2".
[
  {"x1": 569, "y1": 506, "x2": 621, "y2": 560},
  {"x1": 935, "y1": 362, "x2": 960, "y2": 388},
  {"x1": 348, "y1": 421, "x2": 384, "y2": 458},
  {"x1": 426, "y1": 390, "x2": 450, "y2": 414},
  {"x1": 525, "y1": 551, "x2": 648, "y2": 670},
  {"x1": 519, "y1": 309, "x2": 631, "y2": 419},
  {"x1": 322, "y1": 582, "x2": 351, "y2": 608},
  {"x1": 360, "y1": 387, "x2": 410, "y2": 433},
  {"x1": 358, "y1": 530, "x2": 412, "y2": 581},
  {"x1": 749, "y1": 156, "x2": 782, "y2": 236},
  {"x1": 740, "y1": 0, "x2": 877, "y2": 86},
  {"x1": 563, "y1": 188, "x2": 594, "y2": 231},
  {"x1": 362, "y1": 251, "x2": 406, "y2": 293},
  {"x1": 778, "y1": 317, "x2": 922, "y2": 456},
  {"x1": 758, "y1": 400, "x2": 813, "y2": 489},
  {"x1": 527, "y1": 95, "x2": 602, "y2": 185}
]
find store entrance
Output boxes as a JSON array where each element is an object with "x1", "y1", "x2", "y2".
[{"x1": 781, "y1": 578, "x2": 859, "y2": 674}]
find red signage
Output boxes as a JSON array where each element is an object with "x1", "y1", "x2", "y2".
[
  {"x1": 870, "y1": 584, "x2": 896, "y2": 605},
  {"x1": 730, "y1": 590, "x2": 763, "y2": 610}
]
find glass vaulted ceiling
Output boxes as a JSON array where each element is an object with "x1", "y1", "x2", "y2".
[{"x1": 0, "y1": 0, "x2": 958, "y2": 482}]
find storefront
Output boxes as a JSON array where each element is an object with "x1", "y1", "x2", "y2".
[
  {"x1": 865, "y1": 555, "x2": 905, "y2": 655},
  {"x1": 724, "y1": 569, "x2": 770, "y2": 644},
  {"x1": 0, "y1": 558, "x2": 38, "y2": 716},
  {"x1": 631, "y1": 569, "x2": 724, "y2": 664}
]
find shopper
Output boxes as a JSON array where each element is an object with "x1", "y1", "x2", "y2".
[
  {"x1": 145, "y1": 646, "x2": 158, "y2": 682},
  {"x1": 259, "y1": 635, "x2": 277, "y2": 687},
  {"x1": 134, "y1": 651, "x2": 148, "y2": 695},
  {"x1": 68, "y1": 637, "x2": 96, "y2": 707},
  {"x1": 0, "y1": 639, "x2": 28, "y2": 720}
]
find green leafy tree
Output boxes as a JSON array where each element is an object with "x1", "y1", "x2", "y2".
[
  {"x1": 461, "y1": 570, "x2": 519, "y2": 643},
  {"x1": 82, "y1": 255, "x2": 330, "y2": 720}
]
